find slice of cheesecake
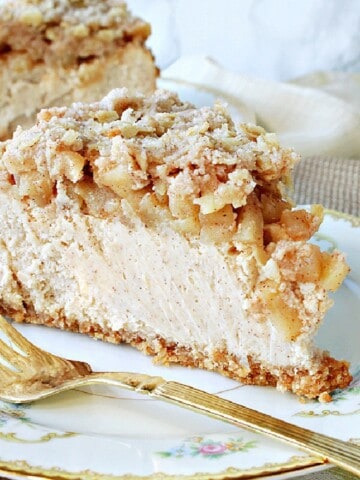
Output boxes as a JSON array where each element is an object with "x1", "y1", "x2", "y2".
[
  {"x1": 0, "y1": 88, "x2": 351, "y2": 400},
  {"x1": 0, "y1": 0, "x2": 157, "y2": 140}
]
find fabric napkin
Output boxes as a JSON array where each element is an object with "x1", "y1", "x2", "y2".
[{"x1": 162, "y1": 56, "x2": 360, "y2": 158}]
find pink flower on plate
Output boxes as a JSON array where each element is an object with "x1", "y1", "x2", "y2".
[{"x1": 199, "y1": 443, "x2": 227, "y2": 455}]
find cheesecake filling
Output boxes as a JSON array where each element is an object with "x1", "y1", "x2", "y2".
[{"x1": 0, "y1": 180, "x2": 339, "y2": 374}]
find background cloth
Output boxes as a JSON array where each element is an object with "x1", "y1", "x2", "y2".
[
  {"x1": 294, "y1": 156, "x2": 360, "y2": 217},
  {"x1": 162, "y1": 57, "x2": 360, "y2": 158},
  {"x1": 293, "y1": 466, "x2": 358, "y2": 480}
]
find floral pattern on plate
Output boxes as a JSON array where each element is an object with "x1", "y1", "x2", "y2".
[{"x1": 156, "y1": 436, "x2": 257, "y2": 459}]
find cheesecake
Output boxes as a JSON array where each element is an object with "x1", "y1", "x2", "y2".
[
  {"x1": 0, "y1": 0, "x2": 157, "y2": 140},
  {"x1": 0, "y1": 88, "x2": 351, "y2": 400}
]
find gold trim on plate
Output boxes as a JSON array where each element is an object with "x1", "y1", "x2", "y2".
[
  {"x1": 0, "y1": 456, "x2": 324, "y2": 480},
  {"x1": 324, "y1": 209, "x2": 360, "y2": 228}
]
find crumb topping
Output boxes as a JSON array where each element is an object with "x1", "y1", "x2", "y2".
[
  {"x1": 0, "y1": 0, "x2": 150, "y2": 67},
  {"x1": 1, "y1": 88, "x2": 298, "y2": 229}
]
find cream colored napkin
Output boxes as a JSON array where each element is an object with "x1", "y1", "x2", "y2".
[{"x1": 162, "y1": 56, "x2": 360, "y2": 158}]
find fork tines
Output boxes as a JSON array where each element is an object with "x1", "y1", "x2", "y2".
[{"x1": 0, "y1": 316, "x2": 32, "y2": 373}]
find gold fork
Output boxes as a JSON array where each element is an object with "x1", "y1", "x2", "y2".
[{"x1": 0, "y1": 316, "x2": 359, "y2": 476}]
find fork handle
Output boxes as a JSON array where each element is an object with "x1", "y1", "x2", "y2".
[
  {"x1": 156, "y1": 381, "x2": 360, "y2": 476},
  {"x1": 92, "y1": 372, "x2": 360, "y2": 476}
]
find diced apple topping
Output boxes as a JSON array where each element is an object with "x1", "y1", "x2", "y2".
[
  {"x1": 319, "y1": 251, "x2": 350, "y2": 292},
  {"x1": 259, "y1": 279, "x2": 303, "y2": 341}
]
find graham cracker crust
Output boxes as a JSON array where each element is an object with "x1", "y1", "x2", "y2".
[{"x1": 9, "y1": 310, "x2": 352, "y2": 401}]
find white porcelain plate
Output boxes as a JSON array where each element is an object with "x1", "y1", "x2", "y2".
[{"x1": 0, "y1": 210, "x2": 359, "y2": 480}]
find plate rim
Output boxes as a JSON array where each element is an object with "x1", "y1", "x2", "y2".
[{"x1": 0, "y1": 456, "x2": 326, "y2": 480}]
